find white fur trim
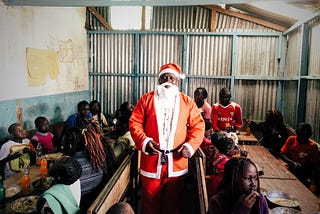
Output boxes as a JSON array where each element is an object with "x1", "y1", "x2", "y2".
[
  {"x1": 159, "y1": 68, "x2": 185, "y2": 79},
  {"x1": 182, "y1": 143, "x2": 194, "y2": 158},
  {"x1": 142, "y1": 137, "x2": 153, "y2": 154}
]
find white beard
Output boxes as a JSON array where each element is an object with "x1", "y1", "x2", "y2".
[{"x1": 156, "y1": 82, "x2": 179, "y2": 103}]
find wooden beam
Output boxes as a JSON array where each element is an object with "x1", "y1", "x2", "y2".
[
  {"x1": 202, "y1": 5, "x2": 287, "y2": 32},
  {"x1": 141, "y1": 6, "x2": 146, "y2": 31},
  {"x1": 209, "y1": 6, "x2": 217, "y2": 32},
  {"x1": 87, "y1": 7, "x2": 113, "y2": 30}
]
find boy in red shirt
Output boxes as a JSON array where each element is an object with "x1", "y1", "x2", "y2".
[{"x1": 280, "y1": 123, "x2": 319, "y2": 186}]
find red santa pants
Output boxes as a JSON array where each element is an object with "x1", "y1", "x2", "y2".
[{"x1": 141, "y1": 162, "x2": 186, "y2": 214}]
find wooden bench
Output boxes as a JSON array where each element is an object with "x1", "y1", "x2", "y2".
[{"x1": 87, "y1": 148, "x2": 138, "y2": 214}]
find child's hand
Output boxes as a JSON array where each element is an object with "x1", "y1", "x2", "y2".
[{"x1": 239, "y1": 191, "x2": 259, "y2": 208}]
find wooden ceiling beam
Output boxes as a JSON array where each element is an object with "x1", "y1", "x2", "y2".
[
  {"x1": 87, "y1": 7, "x2": 113, "y2": 30},
  {"x1": 202, "y1": 5, "x2": 287, "y2": 32}
]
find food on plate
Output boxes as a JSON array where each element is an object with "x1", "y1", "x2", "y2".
[
  {"x1": 11, "y1": 195, "x2": 39, "y2": 213},
  {"x1": 5, "y1": 185, "x2": 21, "y2": 198},
  {"x1": 32, "y1": 177, "x2": 53, "y2": 191},
  {"x1": 266, "y1": 191, "x2": 300, "y2": 207},
  {"x1": 44, "y1": 153, "x2": 63, "y2": 160},
  {"x1": 271, "y1": 207, "x2": 301, "y2": 214},
  {"x1": 272, "y1": 198, "x2": 300, "y2": 207}
]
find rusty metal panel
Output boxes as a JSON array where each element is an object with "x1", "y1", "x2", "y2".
[
  {"x1": 235, "y1": 80, "x2": 279, "y2": 121},
  {"x1": 188, "y1": 35, "x2": 233, "y2": 76},
  {"x1": 236, "y1": 36, "x2": 280, "y2": 76},
  {"x1": 285, "y1": 29, "x2": 301, "y2": 77}
]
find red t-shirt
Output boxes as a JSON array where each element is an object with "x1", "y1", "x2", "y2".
[
  {"x1": 281, "y1": 135, "x2": 318, "y2": 166},
  {"x1": 211, "y1": 101, "x2": 243, "y2": 131}
]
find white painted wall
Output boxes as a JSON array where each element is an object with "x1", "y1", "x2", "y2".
[{"x1": 0, "y1": 3, "x2": 88, "y2": 101}]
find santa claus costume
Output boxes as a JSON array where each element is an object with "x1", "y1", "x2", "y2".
[{"x1": 129, "y1": 63, "x2": 204, "y2": 214}]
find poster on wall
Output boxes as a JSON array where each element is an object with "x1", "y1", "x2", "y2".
[{"x1": 26, "y1": 48, "x2": 60, "y2": 87}]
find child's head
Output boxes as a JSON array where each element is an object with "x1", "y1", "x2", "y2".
[
  {"x1": 296, "y1": 123, "x2": 312, "y2": 144},
  {"x1": 219, "y1": 87, "x2": 231, "y2": 106},
  {"x1": 215, "y1": 137, "x2": 236, "y2": 157},
  {"x1": 61, "y1": 128, "x2": 85, "y2": 155},
  {"x1": 77, "y1": 100, "x2": 90, "y2": 118},
  {"x1": 194, "y1": 87, "x2": 208, "y2": 107},
  {"x1": 49, "y1": 156, "x2": 82, "y2": 185},
  {"x1": 222, "y1": 157, "x2": 260, "y2": 199},
  {"x1": 106, "y1": 202, "x2": 135, "y2": 214},
  {"x1": 89, "y1": 100, "x2": 101, "y2": 115},
  {"x1": 8, "y1": 123, "x2": 26, "y2": 140},
  {"x1": 34, "y1": 116, "x2": 50, "y2": 133},
  {"x1": 211, "y1": 131, "x2": 225, "y2": 146},
  {"x1": 265, "y1": 108, "x2": 284, "y2": 125}
]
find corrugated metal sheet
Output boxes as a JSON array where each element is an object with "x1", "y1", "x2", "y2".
[
  {"x1": 235, "y1": 80, "x2": 278, "y2": 120},
  {"x1": 308, "y1": 17, "x2": 320, "y2": 76},
  {"x1": 216, "y1": 13, "x2": 277, "y2": 33},
  {"x1": 188, "y1": 35, "x2": 232, "y2": 76},
  {"x1": 306, "y1": 80, "x2": 320, "y2": 142},
  {"x1": 305, "y1": 18, "x2": 320, "y2": 141},
  {"x1": 236, "y1": 36, "x2": 280, "y2": 76},
  {"x1": 87, "y1": 6, "x2": 320, "y2": 141},
  {"x1": 285, "y1": 29, "x2": 301, "y2": 77},
  {"x1": 140, "y1": 34, "x2": 183, "y2": 75},
  {"x1": 282, "y1": 81, "x2": 298, "y2": 128},
  {"x1": 151, "y1": 6, "x2": 210, "y2": 32}
]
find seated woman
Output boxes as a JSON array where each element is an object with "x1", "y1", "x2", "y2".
[
  {"x1": 0, "y1": 123, "x2": 35, "y2": 179},
  {"x1": 61, "y1": 120, "x2": 117, "y2": 210},
  {"x1": 64, "y1": 100, "x2": 93, "y2": 132},
  {"x1": 89, "y1": 100, "x2": 108, "y2": 128},
  {"x1": 36, "y1": 156, "x2": 82, "y2": 214}
]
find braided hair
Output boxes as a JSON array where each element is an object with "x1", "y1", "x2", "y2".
[
  {"x1": 62, "y1": 122, "x2": 107, "y2": 172},
  {"x1": 222, "y1": 157, "x2": 261, "y2": 213}
]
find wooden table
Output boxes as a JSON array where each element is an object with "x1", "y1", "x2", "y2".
[
  {"x1": 237, "y1": 131, "x2": 258, "y2": 145},
  {"x1": 239, "y1": 145, "x2": 319, "y2": 213},
  {"x1": 1, "y1": 165, "x2": 43, "y2": 214},
  {"x1": 260, "y1": 179, "x2": 319, "y2": 213},
  {"x1": 239, "y1": 145, "x2": 296, "y2": 179}
]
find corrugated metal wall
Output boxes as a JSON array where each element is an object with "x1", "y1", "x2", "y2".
[
  {"x1": 305, "y1": 17, "x2": 320, "y2": 141},
  {"x1": 87, "y1": 5, "x2": 320, "y2": 141}
]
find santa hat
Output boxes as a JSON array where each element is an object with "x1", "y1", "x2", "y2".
[{"x1": 158, "y1": 63, "x2": 186, "y2": 79}]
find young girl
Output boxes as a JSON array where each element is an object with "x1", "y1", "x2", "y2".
[
  {"x1": 31, "y1": 116, "x2": 54, "y2": 154},
  {"x1": 208, "y1": 157, "x2": 269, "y2": 214},
  {"x1": 206, "y1": 136, "x2": 237, "y2": 198},
  {"x1": 0, "y1": 123, "x2": 35, "y2": 179}
]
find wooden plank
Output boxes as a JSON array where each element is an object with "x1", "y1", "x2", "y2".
[
  {"x1": 209, "y1": 7, "x2": 217, "y2": 32},
  {"x1": 87, "y1": 151, "x2": 134, "y2": 214},
  {"x1": 87, "y1": 7, "x2": 113, "y2": 30},
  {"x1": 202, "y1": 5, "x2": 287, "y2": 32}
]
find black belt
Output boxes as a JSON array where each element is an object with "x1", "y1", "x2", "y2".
[{"x1": 159, "y1": 148, "x2": 179, "y2": 165}]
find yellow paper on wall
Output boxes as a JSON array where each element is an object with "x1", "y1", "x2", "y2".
[{"x1": 26, "y1": 48, "x2": 60, "y2": 87}]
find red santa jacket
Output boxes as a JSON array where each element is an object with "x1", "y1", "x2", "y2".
[{"x1": 129, "y1": 91, "x2": 204, "y2": 179}]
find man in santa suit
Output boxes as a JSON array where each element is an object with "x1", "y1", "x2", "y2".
[
  {"x1": 211, "y1": 87, "x2": 243, "y2": 132},
  {"x1": 129, "y1": 63, "x2": 204, "y2": 214}
]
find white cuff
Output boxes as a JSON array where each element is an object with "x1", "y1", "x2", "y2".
[
  {"x1": 142, "y1": 137, "x2": 153, "y2": 154},
  {"x1": 182, "y1": 143, "x2": 194, "y2": 158}
]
